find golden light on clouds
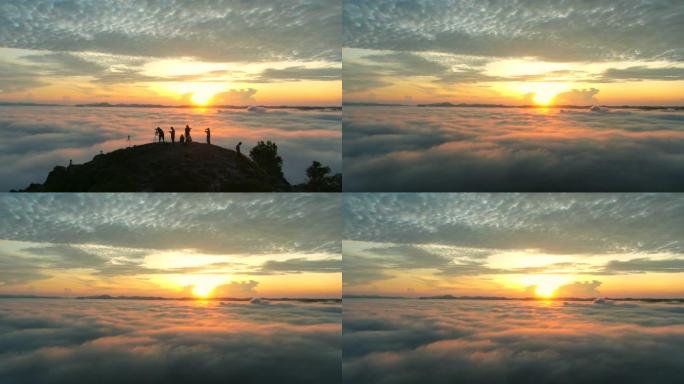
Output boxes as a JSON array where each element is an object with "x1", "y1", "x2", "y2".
[
  {"x1": 344, "y1": 45, "x2": 684, "y2": 106},
  {"x1": 0, "y1": 47, "x2": 341, "y2": 105}
]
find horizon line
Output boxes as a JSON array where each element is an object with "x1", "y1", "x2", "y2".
[
  {"x1": 0, "y1": 294, "x2": 342, "y2": 301},
  {"x1": 0, "y1": 101, "x2": 342, "y2": 108},
  {"x1": 343, "y1": 294, "x2": 684, "y2": 301},
  {"x1": 343, "y1": 101, "x2": 684, "y2": 109}
]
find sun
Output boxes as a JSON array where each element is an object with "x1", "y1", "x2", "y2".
[
  {"x1": 180, "y1": 82, "x2": 226, "y2": 106},
  {"x1": 535, "y1": 284, "x2": 557, "y2": 298},
  {"x1": 521, "y1": 83, "x2": 567, "y2": 106},
  {"x1": 191, "y1": 90, "x2": 216, "y2": 106},
  {"x1": 192, "y1": 282, "x2": 217, "y2": 298},
  {"x1": 521, "y1": 275, "x2": 569, "y2": 299},
  {"x1": 532, "y1": 91, "x2": 557, "y2": 106}
]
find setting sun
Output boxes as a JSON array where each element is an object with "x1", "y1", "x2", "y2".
[
  {"x1": 535, "y1": 284, "x2": 557, "y2": 298},
  {"x1": 522, "y1": 83, "x2": 567, "y2": 106},
  {"x1": 192, "y1": 282, "x2": 217, "y2": 298},
  {"x1": 519, "y1": 275, "x2": 570, "y2": 299},
  {"x1": 532, "y1": 92, "x2": 556, "y2": 106},
  {"x1": 191, "y1": 90, "x2": 216, "y2": 106}
]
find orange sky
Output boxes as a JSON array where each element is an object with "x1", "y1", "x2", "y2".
[
  {"x1": 0, "y1": 48, "x2": 341, "y2": 106},
  {"x1": 343, "y1": 49, "x2": 684, "y2": 106},
  {"x1": 0, "y1": 195, "x2": 341, "y2": 299},
  {"x1": 0, "y1": 2, "x2": 341, "y2": 106},
  {"x1": 342, "y1": 2, "x2": 684, "y2": 106},
  {"x1": 343, "y1": 194, "x2": 684, "y2": 299}
]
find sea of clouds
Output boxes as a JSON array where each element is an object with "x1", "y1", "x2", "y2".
[
  {"x1": 343, "y1": 106, "x2": 684, "y2": 191},
  {"x1": 343, "y1": 299, "x2": 684, "y2": 384},
  {"x1": 0, "y1": 106, "x2": 341, "y2": 190},
  {"x1": 0, "y1": 299, "x2": 341, "y2": 383}
]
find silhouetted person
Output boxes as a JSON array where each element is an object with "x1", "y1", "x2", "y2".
[
  {"x1": 179, "y1": 134, "x2": 185, "y2": 144},
  {"x1": 169, "y1": 127, "x2": 176, "y2": 144},
  {"x1": 68, "y1": 159, "x2": 73, "y2": 167},
  {"x1": 185, "y1": 125, "x2": 192, "y2": 143},
  {"x1": 236, "y1": 141, "x2": 242, "y2": 155},
  {"x1": 157, "y1": 127, "x2": 165, "y2": 142},
  {"x1": 204, "y1": 128, "x2": 211, "y2": 144}
]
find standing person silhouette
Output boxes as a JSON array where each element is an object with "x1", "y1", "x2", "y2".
[
  {"x1": 157, "y1": 127, "x2": 165, "y2": 142},
  {"x1": 204, "y1": 128, "x2": 211, "y2": 144},
  {"x1": 236, "y1": 141, "x2": 242, "y2": 155},
  {"x1": 169, "y1": 127, "x2": 176, "y2": 144},
  {"x1": 185, "y1": 125, "x2": 192, "y2": 143},
  {"x1": 180, "y1": 134, "x2": 185, "y2": 144}
]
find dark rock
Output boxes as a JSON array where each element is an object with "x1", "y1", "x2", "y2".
[{"x1": 21, "y1": 142, "x2": 291, "y2": 192}]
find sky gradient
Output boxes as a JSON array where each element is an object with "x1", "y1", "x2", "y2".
[
  {"x1": 343, "y1": 0, "x2": 684, "y2": 105},
  {"x1": 0, "y1": 0, "x2": 341, "y2": 105},
  {"x1": 0, "y1": 194, "x2": 341, "y2": 298},
  {"x1": 343, "y1": 194, "x2": 684, "y2": 298}
]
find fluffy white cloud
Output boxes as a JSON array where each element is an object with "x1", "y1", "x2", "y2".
[{"x1": 553, "y1": 88, "x2": 600, "y2": 105}]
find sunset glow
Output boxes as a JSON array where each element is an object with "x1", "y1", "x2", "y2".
[
  {"x1": 523, "y1": 83, "x2": 567, "y2": 106},
  {"x1": 190, "y1": 90, "x2": 219, "y2": 107},
  {"x1": 535, "y1": 285, "x2": 555, "y2": 298},
  {"x1": 343, "y1": 2, "x2": 684, "y2": 106},
  {"x1": 0, "y1": 2, "x2": 341, "y2": 106},
  {"x1": 0, "y1": 194, "x2": 342, "y2": 299},
  {"x1": 343, "y1": 194, "x2": 684, "y2": 298},
  {"x1": 192, "y1": 282, "x2": 216, "y2": 298}
]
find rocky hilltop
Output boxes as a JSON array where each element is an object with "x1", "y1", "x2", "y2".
[{"x1": 20, "y1": 142, "x2": 291, "y2": 192}]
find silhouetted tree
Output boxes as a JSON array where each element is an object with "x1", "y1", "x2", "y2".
[
  {"x1": 307, "y1": 161, "x2": 329, "y2": 184},
  {"x1": 249, "y1": 141, "x2": 283, "y2": 179},
  {"x1": 303, "y1": 161, "x2": 341, "y2": 192}
]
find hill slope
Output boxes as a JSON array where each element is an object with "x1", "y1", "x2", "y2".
[{"x1": 21, "y1": 142, "x2": 291, "y2": 192}]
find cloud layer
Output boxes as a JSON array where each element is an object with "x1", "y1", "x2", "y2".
[
  {"x1": 0, "y1": 299, "x2": 341, "y2": 383},
  {"x1": 343, "y1": 194, "x2": 684, "y2": 291},
  {"x1": 343, "y1": 194, "x2": 684, "y2": 254},
  {"x1": 344, "y1": 0, "x2": 684, "y2": 63},
  {"x1": 0, "y1": 106, "x2": 341, "y2": 190},
  {"x1": 343, "y1": 106, "x2": 684, "y2": 191},
  {"x1": 1, "y1": 194, "x2": 340, "y2": 255},
  {"x1": 344, "y1": 299, "x2": 684, "y2": 384},
  {"x1": 1, "y1": 0, "x2": 341, "y2": 63},
  {"x1": 342, "y1": 1, "x2": 684, "y2": 101},
  {"x1": 0, "y1": 193, "x2": 341, "y2": 288}
]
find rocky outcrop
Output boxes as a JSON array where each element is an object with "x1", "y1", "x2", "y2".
[{"x1": 21, "y1": 142, "x2": 291, "y2": 192}]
